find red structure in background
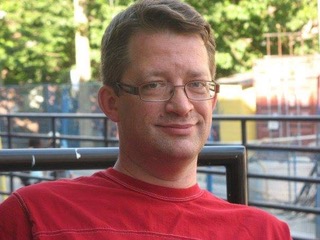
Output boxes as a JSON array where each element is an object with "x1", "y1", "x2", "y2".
[
  {"x1": 318, "y1": 75, "x2": 320, "y2": 115},
  {"x1": 254, "y1": 55, "x2": 320, "y2": 146}
]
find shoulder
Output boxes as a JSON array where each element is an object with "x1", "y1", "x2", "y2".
[
  {"x1": 201, "y1": 192, "x2": 291, "y2": 239},
  {"x1": 18, "y1": 170, "x2": 106, "y2": 194},
  {"x1": 233, "y1": 205, "x2": 291, "y2": 239},
  {"x1": 244, "y1": 207, "x2": 291, "y2": 239},
  {"x1": 0, "y1": 190, "x2": 33, "y2": 240},
  {"x1": 10, "y1": 170, "x2": 108, "y2": 209}
]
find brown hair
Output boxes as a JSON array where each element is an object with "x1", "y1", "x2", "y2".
[{"x1": 100, "y1": 0, "x2": 216, "y2": 93}]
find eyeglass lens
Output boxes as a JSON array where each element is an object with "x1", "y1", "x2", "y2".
[{"x1": 139, "y1": 81, "x2": 215, "y2": 101}]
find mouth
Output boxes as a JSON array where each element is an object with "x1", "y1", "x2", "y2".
[{"x1": 156, "y1": 123, "x2": 195, "y2": 136}]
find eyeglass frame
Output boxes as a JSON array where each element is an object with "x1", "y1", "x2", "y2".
[{"x1": 116, "y1": 80, "x2": 220, "y2": 102}]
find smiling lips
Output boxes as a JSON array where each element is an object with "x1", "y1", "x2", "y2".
[{"x1": 157, "y1": 123, "x2": 195, "y2": 135}]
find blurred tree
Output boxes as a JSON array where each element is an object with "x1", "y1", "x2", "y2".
[
  {"x1": 86, "y1": 0, "x2": 132, "y2": 82},
  {"x1": 0, "y1": 1, "x2": 75, "y2": 84},
  {"x1": 0, "y1": 0, "x2": 318, "y2": 84},
  {"x1": 0, "y1": 0, "x2": 132, "y2": 85},
  {"x1": 186, "y1": 0, "x2": 319, "y2": 78}
]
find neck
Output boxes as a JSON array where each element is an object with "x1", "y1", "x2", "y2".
[{"x1": 113, "y1": 153, "x2": 198, "y2": 189}]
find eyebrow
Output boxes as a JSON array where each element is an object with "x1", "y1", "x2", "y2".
[
  {"x1": 140, "y1": 70, "x2": 209, "y2": 80},
  {"x1": 141, "y1": 70, "x2": 165, "y2": 79},
  {"x1": 187, "y1": 70, "x2": 210, "y2": 78}
]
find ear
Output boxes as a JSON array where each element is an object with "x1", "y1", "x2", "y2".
[
  {"x1": 211, "y1": 95, "x2": 218, "y2": 110},
  {"x1": 98, "y1": 86, "x2": 120, "y2": 122}
]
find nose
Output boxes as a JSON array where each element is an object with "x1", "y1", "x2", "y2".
[{"x1": 165, "y1": 86, "x2": 194, "y2": 116}]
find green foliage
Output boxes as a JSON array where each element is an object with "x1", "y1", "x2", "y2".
[
  {"x1": 0, "y1": 0, "x2": 318, "y2": 84},
  {"x1": 0, "y1": 0, "x2": 134, "y2": 84},
  {"x1": 0, "y1": 1, "x2": 75, "y2": 84},
  {"x1": 186, "y1": 0, "x2": 319, "y2": 78},
  {"x1": 87, "y1": 0, "x2": 133, "y2": 81}
]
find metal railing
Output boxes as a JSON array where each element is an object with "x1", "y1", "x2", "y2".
[
  {"x1": 0, "y1": 146, "x2": 247, "y2": 204},
  {"x1": 0, "y1": 113, "x2": 320, "y2": 239}
]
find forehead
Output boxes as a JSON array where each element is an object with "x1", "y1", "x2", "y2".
[
  {"x1": 128, "y1": 30, "x2": 206, "y2": 56},
  {"x1": 125, "y1": 31, "x2": 211, "y2": 80}
]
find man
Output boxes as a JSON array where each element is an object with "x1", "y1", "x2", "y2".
[{"x1": 0, "y1": 0, "x2": 291, "y2": 239}]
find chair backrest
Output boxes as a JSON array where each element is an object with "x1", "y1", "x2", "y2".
[{"x1": 0, "y1": 145, "x2": 247, "y2": 204}]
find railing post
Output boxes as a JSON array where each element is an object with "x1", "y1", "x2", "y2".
[
  {"x1": 103, "y1": 118, "x2": 108, "y2": 147},
  {"x1": 317, "y1": 159, "x2": 320, "y2": 239},
  {"x1": 206, "y1": 170, "x2": 213, "y2": 193},
  {"x1": 241, "y1": 119, "x2": 247, "y2": 146},
  {"x1": 51, "y1": 116, "x2": 56, "y2": 148},
  {"x1": 7, "y1": 115, "x2": 12, "y2": 148},
  {"x1": 9, "y1": 172, "x2": 14, "y2": 194}
]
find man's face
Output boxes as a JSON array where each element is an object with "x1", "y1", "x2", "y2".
[{"x1": 112, "y1": 31, "x2": 216, "y2": 166}]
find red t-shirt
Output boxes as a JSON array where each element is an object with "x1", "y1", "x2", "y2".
[{"x1": 0, "y1": 168, "x2": 291, "y2": 239}]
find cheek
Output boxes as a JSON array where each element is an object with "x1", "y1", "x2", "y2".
[
  {"x1": 118, "y1": 100, "x2": 158, "y2": 127},
  {"x1": 196, "y1": 103, "x2": 213, "y2": 121},
  {"x1": 138, "y1": 104, "x2": 161, "y2": 126}
]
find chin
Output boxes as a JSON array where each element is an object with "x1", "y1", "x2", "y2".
[{"x1": 160, "y1": 143, "x2": 201, "y2": 160}]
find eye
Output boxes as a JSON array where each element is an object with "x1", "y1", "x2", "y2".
[
  {"x1": 140, "y1": 81, "x2": 166, "y2": 91},
  {"x1": 188, "y1": 81, "x2": 206, "y2": 88}
]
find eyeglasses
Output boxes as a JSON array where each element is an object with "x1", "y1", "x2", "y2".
[{"x1": 116, "y1": 80, "x2": 220, "y2": 102}]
